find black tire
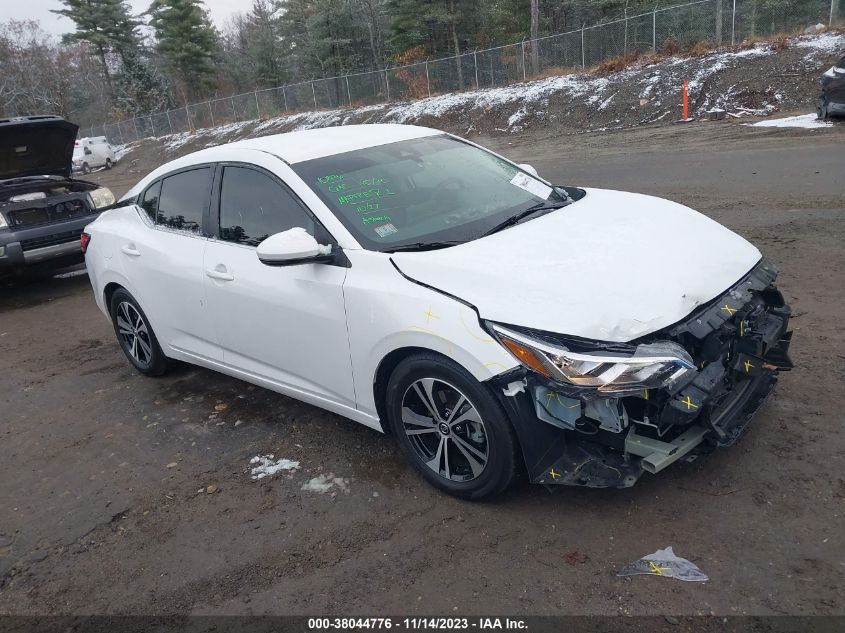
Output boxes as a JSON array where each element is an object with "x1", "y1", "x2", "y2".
[
  {"x1": 817, "y1": 96, "x2": 829, "y2": 121},
  {"x1": 105, "y1": 158, "x2": 113, "y2": 169},
  {"x1": 385, "y1": 352, "x2": 519, "y2": 500},
  {"x1": 82, "y1": 162, "x2": 90, "y2": 174},
  {"x1": 109, "y1": 288, "x2": 169, "y2": 376}
]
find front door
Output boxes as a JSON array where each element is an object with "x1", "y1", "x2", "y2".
[{"x1": 202, "y1": 164, "x2": 356, "y2": 408}]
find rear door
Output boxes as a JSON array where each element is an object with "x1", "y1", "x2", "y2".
[
  {"x1": 118, "y1": 166, "x2": 221, "y2": 361},
  {"x1": 202, "y1": 162, "x2": 355, "y2": 408},
  {"x1": 832, "y1": 56, "x2": 845, "y2": 104}
]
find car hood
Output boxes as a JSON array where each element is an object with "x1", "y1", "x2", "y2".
[
  {"x1": 0, "y1": 117, "x2": 78, "y2": 180},
  {"x1": 391, "y1": 188, "x2": 761, "y2": 343}
]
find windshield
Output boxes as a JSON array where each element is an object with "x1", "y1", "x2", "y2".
[{"x1": 292, "y1": 135, "x2": 567, "y2": 251}]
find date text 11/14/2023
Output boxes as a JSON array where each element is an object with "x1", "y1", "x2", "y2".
[{"x1": 307, "y1": 618, "x2": 528, "y2": 630}]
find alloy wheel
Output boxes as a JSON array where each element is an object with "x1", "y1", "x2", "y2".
[
  {"x1": 116, "y1": 301, "x2": 153, "y2": 366},
  {"x1": 400, "y1": 378, "x2": 489, "y2": 482}
]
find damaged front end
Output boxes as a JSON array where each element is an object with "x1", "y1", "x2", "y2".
[{"x1": 486, "y1": 259, "x2": 793, "y2": 489}]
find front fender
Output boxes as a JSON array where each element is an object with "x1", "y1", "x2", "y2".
[{"x1": 344, "y1": 251, "x2": 518, "y2": 420}]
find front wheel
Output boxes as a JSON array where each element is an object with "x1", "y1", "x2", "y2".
[
  {"x1": 109, "y1": 288, "x2": 169, "y2": 376},
  {"x1": 81, "y1": 162, "x2": 90, "y2": 174},
  {"x1": 385, "y1": 353, "x2": 519, "y2": 500}
]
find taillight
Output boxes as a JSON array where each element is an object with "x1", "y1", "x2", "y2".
[{"x1": 80, "y1": 232, "x2": 91, "y2": 254}]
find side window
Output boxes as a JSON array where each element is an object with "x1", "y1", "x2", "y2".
[
  {"x1": 219, "y1": 166, "x2": 314, "y2": 247},
  {"x1": 157, "y1": 167, "x2": 213, "y2": 233},
  {"x1": 139, "y1": 181, "x2": 161, "y2": 222}
]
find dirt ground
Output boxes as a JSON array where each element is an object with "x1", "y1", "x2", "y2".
[{"x1": 0, "y1": 120, "x2": 843, "y2": 617}]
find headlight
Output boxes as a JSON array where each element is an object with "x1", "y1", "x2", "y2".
[
  {"x1": 490, "y1": 324, "x2": 694, "y2": 396},
  {"x1": 88, "y1": 187, "x2": 115, "y2": 210}
]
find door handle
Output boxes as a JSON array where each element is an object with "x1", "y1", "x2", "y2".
[
  {"x1": 121, "y1": 244, "x2": 140, "y2": 257},
  {"x1": 206, "y1": 267, "x2": 234, "y2": 282}
]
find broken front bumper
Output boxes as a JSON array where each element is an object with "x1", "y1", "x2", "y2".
[{"x1": 491, "y1": 259, "x2": 793, "y2": 489}]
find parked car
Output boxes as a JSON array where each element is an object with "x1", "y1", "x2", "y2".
[
  {"x1": 0, "y1": 116, "x2": 115, "y2": 275},
  {"x1": 83, "y1": 124, "x2": 793, "y2": 499},
  {"x1": 73, "y1": 136, "x2": 117, "y2": 174},
  {"x1": 818, "y1": 54, "x2": 845, "y2": 119}
]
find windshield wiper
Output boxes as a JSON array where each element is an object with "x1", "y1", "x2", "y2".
[
  {"x1": 481, "y1": 199, "x2": 571, "y2": 237},
  {"x1": 386, "y1": 240, "x2": 465, "y2": 253}
]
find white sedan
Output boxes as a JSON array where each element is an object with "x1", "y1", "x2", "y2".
[{"x1": 83, "y1": 124, "x2": 793, "y2": 499}]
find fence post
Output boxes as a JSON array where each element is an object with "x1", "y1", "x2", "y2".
[
  {"x1": 385, "y1": 70, "x2": 390, "y2": 101},
  {"x1": 716, "y1": 0, "x2": 723, "y2": 45},
  {"x1": 166, "y1": 110, "x2": 173, "y2": 134},
  {"x1": 311, "y1": 81, "x2": 317, "y2": 109},
  {"x1": 208, "y1": 101, "x2": 215, "y2": 127},
  {"x1": 830, "y1": 0, "x2": 836, "y2": 25},
  {"x1": 474, "y1": 50, "x2": 479, "y2": 89},
  {"x1": 521, "y1": 39, "x2": 527, "y2": 81},
  {"x1": 624, "y1": 7, "x2": 629, "y2": 53},
  {"x1": 149, "y1": 115, "x2": 155, "y2": 138},
  {"x1": 653, "y1": 9, "x2": 657, "y2": 52},
  {"x1": 254, "y1": 91, "x2": 261, "y2": 119},
  {"x1": 425, "y1": 60, "x2": 431, "y2": 98},
  {"x1": 345, "y1": 75, "x2": 352, "y2": 106},
  {"x1": 231, "y1": 96, "x2": 236, "y2": 120},
  {"x1": 117, "y1": 122, "x2": 125, "y2": 145},
  {"x1": 133, "y1": 117, "x2": 140, "y2": 140},
  {"x1": 282, "y1": 86, "x2": 288, "y2": 112},
  {"x1": 731, "y1": 0, "x2": 736, "y2": 45},
  {"x1": 185, "y1": 105, "x2": 193, "y2": 132},
  {"x1": 581, "y1": 25, "x2": 586, "y2": 68}
]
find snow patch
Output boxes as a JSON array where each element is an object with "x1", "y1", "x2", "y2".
[
  {"x1": 301, "y1": 474, "x2": 349, "y2": 493},
  {"x1": 112, "y1": 143, "x2": 136, "y2": 162},
  {"x1": 163, "y1": 131, "x2": 195, "y2": 152},
  {"x1": 53, "y1": 269, "x2": 88, "y2": 279},
  {"x1": 746, "y1": 113, "x2": 832, "y2": 129},
  {"x1": 249, "y1": 454, "x2": 300, "y2": 480},
  {"x1": 792, "y1": 32, "x2": 845, "y2": 53}
]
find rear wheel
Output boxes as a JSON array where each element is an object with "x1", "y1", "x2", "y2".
[
  {"x1": 817, "y1": 96, "x2": 829, "y2": 121},
  {"x1": 105, "y1": 158, "x2": 113, "y2": 169},
  {"x1": 109, "y1": 288, "x2": 169, "y2": 376},
  {"x1": 385, "y1": 353, "x2": 519, "y2": 500}
]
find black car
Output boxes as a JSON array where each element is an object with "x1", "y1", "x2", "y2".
[
  {"x1": 0, "y1": 116, "x2": 114, "y2": 275},
  {"x1": 818, "y1": 55, "x2": 845, "y2": 120}
]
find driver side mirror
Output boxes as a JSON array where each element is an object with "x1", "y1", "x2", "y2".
[
  {"x1": 257, "y1": 227, "x2": 334, "y2": 266},
  {"x1": 517, "y1": 163, "x2": 539, "y2": 178}
]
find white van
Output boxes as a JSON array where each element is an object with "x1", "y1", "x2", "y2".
[{"x1": 72, "y1": 137, "x2": 116, "y2": 174}]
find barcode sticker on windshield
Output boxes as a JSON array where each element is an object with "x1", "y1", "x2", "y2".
[{"x1": 510, "y1": 172, "x2": 552, "y2": 199}]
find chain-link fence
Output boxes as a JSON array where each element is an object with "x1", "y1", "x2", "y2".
[{"x1": 84, "y1": 0, "x2": 840, "y2": 144}]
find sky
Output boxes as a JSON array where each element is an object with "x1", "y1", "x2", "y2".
[{"x1": 6, "y1": 0, "x2": 239, "y2": 37}]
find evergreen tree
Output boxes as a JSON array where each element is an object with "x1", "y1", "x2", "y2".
[
  {"x1": 52, "y1": 0, "x2": 140, "y2": 85},
  {"x1": 148, "y1": 0, "x2": 219, "y2": 102},
  {"x1": 112, "y1": 50, "x2": 172, "y2": 116}
]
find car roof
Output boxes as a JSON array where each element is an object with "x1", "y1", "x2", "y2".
[
  {"x1": 121, "y1": 124, "x2": 443, "y2": 201},
  {"x1": 229, "y1": 124, "x2": 441, "y2": 164}
]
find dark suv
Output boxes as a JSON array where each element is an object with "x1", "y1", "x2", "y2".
[
  {"x1": 818, "y1": 55, "x2": 845, "y2": 120},
  {"x1": 0, "y1": 116, "x2": 114, "y2": 275}
]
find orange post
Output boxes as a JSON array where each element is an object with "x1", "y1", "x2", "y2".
[{"x1": 682, "y1": 80, "x2": 689, "y2": 120}]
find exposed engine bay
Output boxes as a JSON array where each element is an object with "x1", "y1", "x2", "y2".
[
  {"x1": 488, "y1": 259, "x2": 793, "y2": 488},
  {"x1": 0, "y1": 176, "x2": 99, "y2": 228}
]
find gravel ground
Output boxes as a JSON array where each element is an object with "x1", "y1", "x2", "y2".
[{"x1": 0, "y1": 120, "x2": 843, "y2": 616}]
